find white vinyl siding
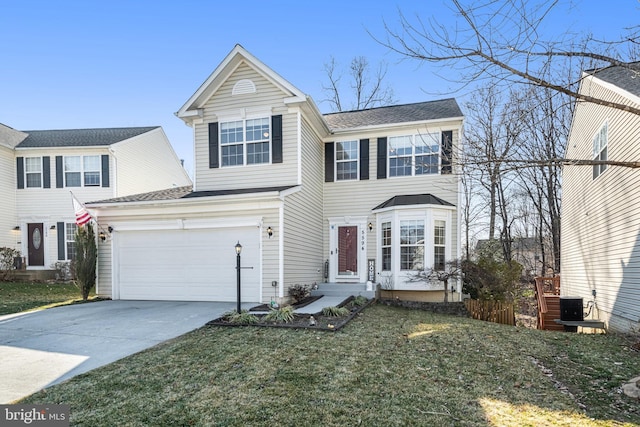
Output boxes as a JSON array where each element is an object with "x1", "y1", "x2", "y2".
[
  {"x1": 193, "y1": 63, "x2": 298, "y2": 191},
  {"x1": 109, "y1": 127, "x2": 191, "y2": 197},
  {"x1": 562, "y1": 76, "x2": 640, "y2": 333},
  {"x1": 0, "y1": 146, "x2": 17, "y2": 248},
  {"x1": 282, "y1": 116, "x2": 324, "y2": 289}
]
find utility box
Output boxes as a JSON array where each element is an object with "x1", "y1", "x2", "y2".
[{"x1": 560, "y1": 297, "x2": 584, "y2": 332}]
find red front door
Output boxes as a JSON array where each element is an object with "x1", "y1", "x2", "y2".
[
  {"x1": 28, "y1": 223, "x2": 44, "y2": 266},
  {"x1": 338, "y1": 226, "x2": 358, "y2": 276}
]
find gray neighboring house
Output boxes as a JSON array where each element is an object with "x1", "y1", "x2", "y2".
[
  {"x1": 0, "y1": 124, "x2": 191, "y2": 270},
  {"x1": 89, "y1": 44, "x2": 464, "y2": 304},
  {"x1": 562, "y1": 62, "x2": 640, "y2": 333}
]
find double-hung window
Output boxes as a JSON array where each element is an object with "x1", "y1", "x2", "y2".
[
  {"x1": 389, "y1": 133, "x2": 440, "y2": 177},
  {"x1": 65, "y1": 223, "x2": 77, "y2": 260},
  {"x1": 220, "y1": 118, "x2": 270, "y2": 166},
  {"x1": 336, "y1": 140, "x2": 358, "y2": 180},
  {"x1": 593, "y1": 122, "x2": 608, "y2": 179},
  {"x1": 381, "y1": 222, "x2": 392, "y2": 271},
  {"x1": 25, "y1": 157, "x2": 42, "y2": 188},
  {"x1": 433, "y1": 220, "x2": 446, "y2": 271},
  {"x1": 400, "y1": 220, "x2": 425, "y2": 271},
  {"x1": 65, "y1": 155, "x2": 101, "y2": 187}
]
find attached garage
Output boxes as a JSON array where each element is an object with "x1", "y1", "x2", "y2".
[{"x1": 113, "y1": 225, "x2": 261, "y2": 302}]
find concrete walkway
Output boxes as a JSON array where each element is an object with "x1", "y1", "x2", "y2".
[{"x1": 0, "y1": 300, "x2": 243, "y2": 403}]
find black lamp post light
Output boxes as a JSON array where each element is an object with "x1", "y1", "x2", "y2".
[{"x1": 235, "y1": 241, "x2": 242, "y2": 313}]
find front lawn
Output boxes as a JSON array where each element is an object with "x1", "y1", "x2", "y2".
[
  {"x1": 0, "y1": 281, "x2": 96, "y2": 315},
  {"x1": 22, "y1": 304, "x2": 640, "y2": 426}
]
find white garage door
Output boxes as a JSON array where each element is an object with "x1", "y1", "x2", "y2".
[{"x1": 115, "y1": 226, "x2": 260, "y2": 302}]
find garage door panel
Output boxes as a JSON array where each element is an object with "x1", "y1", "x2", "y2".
[{"x1": 116, "y1": 227, "x2": 260, "y2": 302}]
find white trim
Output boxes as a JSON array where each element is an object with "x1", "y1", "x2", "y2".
[
  {"x1": 297, "y1": 110, "x2": 302, "y2": 185},
  {"x1": 328, "y1": 216, "x2": 368, "y2": 282},
  {"x1": 278, "y1": 201, "x2": 284, "y2": 298},
  {"x1": 107, "y1": 217, "x2": 262, "y2": 232},
  {"x1": 586, "y1": 73, "x2": 640, "y2": 108}
]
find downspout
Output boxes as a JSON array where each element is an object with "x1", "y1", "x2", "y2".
[
  {"x1": 456, "y1": 125, "x2": 463, "y2": 301},
  {"x1": 108, "y1": 147, "x2": 118, "y2": 196}
]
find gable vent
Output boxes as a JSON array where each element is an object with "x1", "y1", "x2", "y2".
[{"x1": 232, "y1": 79, "x2": 256, "y2": 95}]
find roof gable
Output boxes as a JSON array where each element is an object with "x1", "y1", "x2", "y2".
[
  {"x1": 176, "y1": 44, "x2": 308, "y2": 120},
  {"x1": 0, "y1": 123, "x2": 28, "y2": 149},
  {"x1": 588, "y1": 63, "x2": 640, "y2": 99},
  {"x1": 16, "y1": 127, "x2": 159, "y2": 148}
]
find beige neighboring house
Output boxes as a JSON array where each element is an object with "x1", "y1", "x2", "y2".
[
  {"x1": 562, "y1": 62, "x2": 640, "y2": 333},
  {"x1": 0, "y1": 124, "x2": 191, "y2": 271},
  {"x1": 88, "y1": 44, "x2": 464, "y2": 304}
]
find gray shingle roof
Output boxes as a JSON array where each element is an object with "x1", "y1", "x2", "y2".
[
  {"x1": 588, "y1": 62, "x2": 640, "y2": 98},
  {"x1": 323, "y1": 99, "x2": 463, "y2": 130},
  {"x1": 88, "y1": 185, "x2": 297, "y2": 205},
  {"x1": 372, "y1": 194, "x2": 455, "y2": 211},
  {"x1": 17, "y1": 126, "x2": 159, "y2": 148}
]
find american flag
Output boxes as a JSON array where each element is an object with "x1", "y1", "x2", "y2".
[{"x1": 71, "y1": 193, "x2": 92, "y2": 226}]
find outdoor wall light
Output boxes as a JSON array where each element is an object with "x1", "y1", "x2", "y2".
[
  {"x1": 368, "y1": 222, "x2": 373, "y2": 231},
  {"x1": 267, "y1": 226, "x2": 273, "y2": 238},
  {"x1": 108, "y1": 226, "x2": 114, "y2": 233},
  {"x1": 50, "y1": 225, "x2": 56, "y2": 230},
  {"x1": 99, "y1": 231, "x2": 106, "y2": 241},
  {"x1": 13, "y1": 226, "x2": 20, "y2": 231}
]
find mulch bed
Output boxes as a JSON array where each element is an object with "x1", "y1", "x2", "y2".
[
  {"x1": 207, "y1": 296, "x2": 374, "y2": 332},
  {"x1": 248, "y1": 295, "x2": 323, "y2": 312}
]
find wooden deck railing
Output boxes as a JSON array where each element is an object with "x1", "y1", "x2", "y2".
[{"x1": 535, "y1": 276, "x2": 564, "y2": 331}]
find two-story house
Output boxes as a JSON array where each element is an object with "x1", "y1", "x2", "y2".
[
  {"x1": 88, "y1": 45, "x2": 463, "y2": 304},
  {"x1": 562, "y1": 63, "x2": 640, "y2": 333},
  {"x1": 0, "y1": 124, "x2": 191, "y2": 272}
]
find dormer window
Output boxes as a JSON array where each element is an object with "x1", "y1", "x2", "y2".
[{"x1": 220, "y1": 118, "x2": 270, "y2": 166}]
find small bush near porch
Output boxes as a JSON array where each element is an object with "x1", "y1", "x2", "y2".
[{"x1": 0, "y1": 281, "x2": 96, "y2": 315}]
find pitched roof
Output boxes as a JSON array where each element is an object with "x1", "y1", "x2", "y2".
[
  {"x1": 372, "y1": 194, "x2": 455, "y2": 210},
  {"x1": 88, "y1": 185, "x2": 297, "y2": 205},
  {"x1": 588, "y1": 62, "x2": 640, "y2": 98},
  {"x1": 323, "y1": 99, "x2": 463, "y2": 130},
  {"x1": 16, "y1": 127, "x2": 159, "y2": 148}
]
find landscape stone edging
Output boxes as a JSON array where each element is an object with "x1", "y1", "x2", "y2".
[{"x1": 378, "y1": 298, "x2": 470, "y2": 317}]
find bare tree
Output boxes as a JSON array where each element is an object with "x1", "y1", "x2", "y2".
[
  {"x1": 378, "y1": 0, "x2": 640, "y2": 116},
  {"x1": 322, "y1": 56, "x2": 397, "y2": 112}
]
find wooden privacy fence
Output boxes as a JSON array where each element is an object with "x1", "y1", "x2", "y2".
[{"x1": 464, "y1": 299, "x2": 516, "y2": 326}]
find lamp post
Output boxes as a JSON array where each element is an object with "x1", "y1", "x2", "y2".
[{"x1": 235, "y1": 241, "x2": 242, "y2": 313}]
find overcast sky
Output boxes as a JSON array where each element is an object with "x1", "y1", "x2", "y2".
[{"x1": 1, "y1": 0, "x2": 638, "y2": 177}]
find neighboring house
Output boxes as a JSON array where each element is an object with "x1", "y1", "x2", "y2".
[
  {"x1": 562, "y1": 62, "x2": 640, "y2": 333},
  {"x1": 0, "y1": 125, "x2": 191, "y2": 270},
  {"x1": 89, "y1": 44, "x2": 464, "y2": 304}
]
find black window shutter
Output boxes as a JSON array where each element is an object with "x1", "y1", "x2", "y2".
[
  {"x1": 42, "y1": 156, "x2": 51, "y2": 188},
  {"x1": 377, "y1": 137, "x2": 387, "y2": 179},
  {"x1": 209, "y1": 122, "x2": 219, "y2": 168},
  {"x1": 16, "y1": 157, "x2": 24, "y2": 189},
  {"x1": 55, "y1": 156, "x2": 63, "y2": 188},
  {"x1": 101, "y1": 155, "x2": 110, "y2": 187},
  {"x1": 272, "y1": 115, "x2": 283, "y2": 164},
  {"x1": 441, "y1": 131, "x2": 453, "y2": 174},
  {"x1": 359, "y1": 139, "x2": 369, "y2": 180},
  {"x1": 325, "y1": 142, "x2": 335, "y2": 182},
  {"x1": 57, "y1": 222, "x2": 66, "y2": 260}
]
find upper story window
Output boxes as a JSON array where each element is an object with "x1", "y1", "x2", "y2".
[
  {"x1": 25, "y1": 157, "x2": 42, "y2": 188},
  {"x1": 64, "y1": 155, "x2": 101, "y2": 187},
  {"x1": 220, "y1": 118, "x2": 270, "y2": 167},
  {"x1": 336, "y1": 140, "x2": 358, "y2": 180},
  {"x1": 593, "y1": 122, "x2": 608, "y2": 179},
  {"x1": 389, "y1": 133, "x2": 440, "y2": 177}
]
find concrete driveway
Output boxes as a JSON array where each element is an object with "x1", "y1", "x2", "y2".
[{"x1": 0, "y1": 300, "x2": 242, "y2": 403}]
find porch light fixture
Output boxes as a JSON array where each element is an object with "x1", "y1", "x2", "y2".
[
  {"x1": 99, "y1": 231, "x2": 106, "y2": 241},
  {"x1": 235, "y1": 241, "x2": 243, "y2": 313},
  {"x1": 267, "y1": 226, "x2": 273, "y2": 238},
  {"x1": 368, "y1": 222, "x2": 373, "y2": 231},
  {"x1": 108, "y1": 226, "x2": 114, "y2": 233},
  {"x1": 50, "y1": 224, "x2": 56, "y2": 230},
  {"x1": 13, "y1": 226, "x2": 20, "y2": 231}
]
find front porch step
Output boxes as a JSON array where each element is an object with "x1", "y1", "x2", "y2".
[{"x1": 311, "y1": 283, "x2": 375, "y2": 299}]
